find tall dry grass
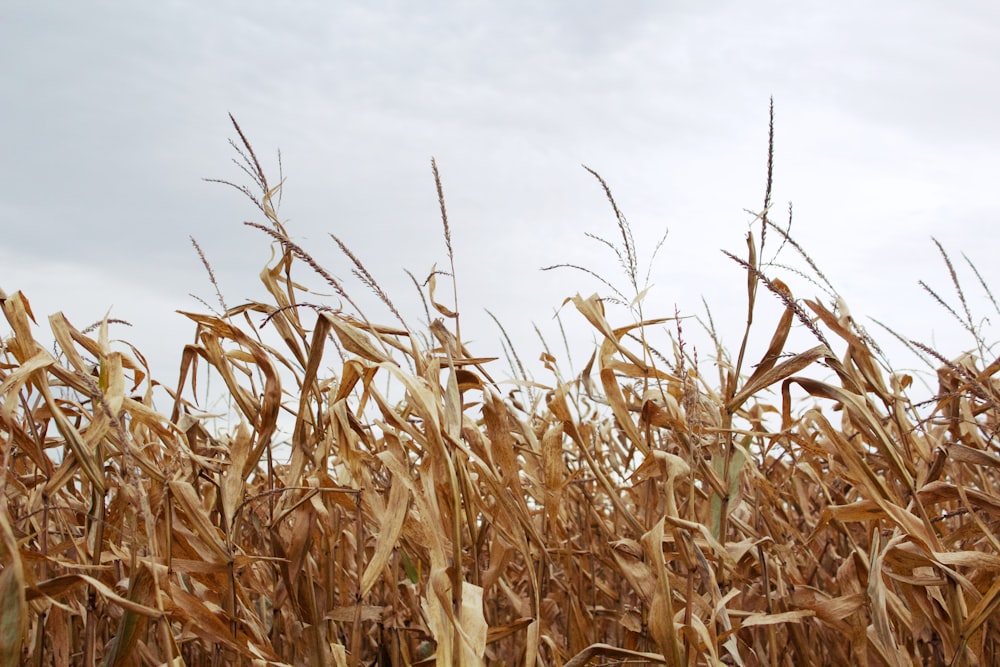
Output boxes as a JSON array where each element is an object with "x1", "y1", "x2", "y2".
[{"x1": 2, "y1": 108, "x2": 999, "y2": 666}]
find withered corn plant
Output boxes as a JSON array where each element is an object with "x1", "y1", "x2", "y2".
[{"x1": 1, "y1": 107, "x2": 999, "y2": 666}]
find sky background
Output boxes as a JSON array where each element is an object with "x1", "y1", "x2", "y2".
[{"x1": 3, "y1": 2, "x2": 999, "y2": 399}]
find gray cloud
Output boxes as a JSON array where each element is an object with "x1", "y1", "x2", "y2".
[{"x1": 3, "y1": 2, "x2": 999, "y2": 384}]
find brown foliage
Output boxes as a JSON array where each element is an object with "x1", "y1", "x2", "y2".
[{"x1": 2, "y1": 113, "x2": 999, "y2": 666}]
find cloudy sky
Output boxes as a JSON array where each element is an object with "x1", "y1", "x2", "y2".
[{"x1": 3, "y1": 2, "x2": 999, "y2": 395}]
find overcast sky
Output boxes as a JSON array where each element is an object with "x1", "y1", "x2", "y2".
[{"x1": 3, "y1": 2, "x2": 999, "y2": 396}]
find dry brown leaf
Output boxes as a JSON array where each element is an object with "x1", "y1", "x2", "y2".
[
  {"x1": 360, "y1": 475, "x2": 409, "y2": 597},
  {"x1": 169, "y1": 480, "x2": 231, "y2": 562},
  {"x1": 740, "y1": 609, "x2": 815, "y2": 628},
  {"x1": 0, "y1": 507, "x2": 27, "y2": 667}
]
